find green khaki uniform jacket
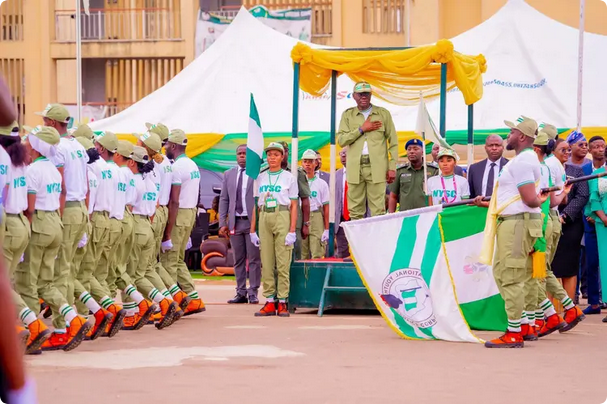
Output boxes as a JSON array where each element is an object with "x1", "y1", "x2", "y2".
[{"x1": 389, "y1": 163, "x2": 439, "y2": 211}]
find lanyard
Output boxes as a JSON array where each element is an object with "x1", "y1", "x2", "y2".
[
  {"x1": 440, "y1": 175, "x2": 457, "y2": 203},
  {"x1": 268, "y1": 170, "x2": 282, "y2": 192}
]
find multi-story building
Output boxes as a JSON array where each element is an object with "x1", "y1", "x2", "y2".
[{"x1": 1, "y1": 0, "x2": 606, "y2": 127}]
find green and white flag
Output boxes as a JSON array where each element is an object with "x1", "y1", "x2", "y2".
[
  {"x1": 415, "y1": 97, "x2": 450, "y2": 150},
  {"x1": 246, "y1": 94, "x2": 264, "y2": 180},
  {"x1": 342, "y1": 204, "x2": 506, "y2": 343}
]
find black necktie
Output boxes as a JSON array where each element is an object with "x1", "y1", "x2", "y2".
[
  {"x1": 486, "y1": 162, "x2": 496, "y2": 197},
  {"x1": 235, "y1": 168, "x2": 244, "y2": 214}
]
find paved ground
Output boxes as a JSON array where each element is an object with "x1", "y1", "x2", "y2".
[{"x1": 28, "y1": 280, "x2": 607, "y2": 404}]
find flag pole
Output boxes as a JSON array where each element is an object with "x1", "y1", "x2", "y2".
[
  {"x1": 576, "y1": 0, "x2": 585, "y2": 132},
  {"x1": 420, "y1": 92, "x2": 428, "y2": 196},
  {"x1": 75, "y1": 0, "x2": 83, "y2": 124}
]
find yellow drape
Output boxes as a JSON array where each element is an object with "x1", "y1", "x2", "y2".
[
  {"x1": 291, "y1": 40, "x2": 487, "y2": 106},
  {"x1": 116, "y1": 133, "x2": 224, "y2": 158}
]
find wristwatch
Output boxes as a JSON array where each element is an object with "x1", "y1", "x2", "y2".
[{"x1": 358, "y1": 127, "x2": 364, "y2": 135}]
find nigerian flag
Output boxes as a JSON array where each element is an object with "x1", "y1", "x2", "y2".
[
  {"x1": 246, "y1": 94, "x2": 264, "y2": 179},
  {"x1": 342, "y1": 204, "x2": 507, "y2": 343}
]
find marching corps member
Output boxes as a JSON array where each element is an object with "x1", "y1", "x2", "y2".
[
  {"x1": 125, "y1": 145, "x2": 179, "y2": 329},
  {"x1": 250, "y1": 142, "x2": 299, "y2": 317},
  {"x1": 138, "y1": 129, "x2": 191, "y2": 310},
  {"x1": 427, "y1": 148, "x2": 470, "y2": 205},
  {"x1": 17, "y1": 126, "x2": 92, "y2": 351},
  {"x1": 160, "y1": 129, "x2": 205, "y2": 316},
  {"x1": 300, "y1": 149, "x2": 329, "y2": 259},
  {"x1": 0, "y1": 122, "x2": 51, "y2": 354},
  {"x1": 480, "y1": 117, "x2": 546, "y2": 349},
  {"x1": 110, "y1": 140, "x2": 156, "y2": 330}
]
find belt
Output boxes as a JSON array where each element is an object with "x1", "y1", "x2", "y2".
[
  {"x1": 360, "y1": 155, "x2": 371, "y2": 165},
  {"x1": 498, "y1": 213, "x2": 541, "y2": 221},
  {"x1": 133, "y1": 214, "x2": 149, "y2": 220},
  {"x1": 310, "y1": 209, "x2": 320, "y2": 213},
  {"x1": 92, "y1": 210, "x2": 110, "y2": 216},
  {"x1": 65, "y1": 200, "x2": 84, "y2": 207},
  {"x1": 6, "y1": 212, "x2": 24, "y2": 218},
  {"x1": 235, "y1": 215, "x2": 249, "y2": 220},
  {"x1": 260, "y1": 205, "x2": 289, "y2": 213}
]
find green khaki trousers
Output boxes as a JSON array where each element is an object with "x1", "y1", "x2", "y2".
[
  {"x1": 347, "y1": 162, "x2": 386, "y2": 220},
  {"x1": 53, "y1": 201, "x2": 88, "y2": 328},
  {"x1": 15, "y1": 211, "x2": 67, "y2": 317},
  {"x1": 96, "y1": 215, "x2": 122, "y2": 299},
  {"x1": 73, "y1": 221, "x2": 91, "y2": 314},
  {"x1": 152, "y1": 205, "x2": 175, "y2": 288},
  {"x1": 112, "y1": 211, "x2": 136, "y2": 299},
  {"x1": 301, "y1": 210, "x2": 325, "y2": 259},
  {"x1": 492, "y1": 214, "x2": 542, "y2": 322},
  {"x1": 536, "y1": 212, "x2": 567, "y2": 306},
  {"x1": 259, "y1": 209, "x2": 293, "y2": 299},
  {"x1": 130, "y1": 214, "x2": 165, "y2": 297},
  {"x1": 4, "y1": 213, "x2": 31, "y2": 314},
  {"x1": 159, "y1": 208, "x2": 196, "y2": 294},
  {"x1": 81, "y1": 211, "x2": 111, "y2": 308}
]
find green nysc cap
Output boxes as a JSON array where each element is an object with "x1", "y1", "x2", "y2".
[
  {"x1": 168, "y1": 129, "x2": 187, "y2": 146},
  {"x1": 145, "y1": 122, "x2": 169, "y2": 141},
  {"x1": 131, "y1": 146, "x2": 150, "y2": 164},
  {"x1": 264, "y1": 142, "x2": 284, "y2": 154},
  {"x1": 437, "y1": 147, "x2": 459, "y2": 161},
  {"x1": 72, "y1": 124, "x2": 95, "y2": 141},
  {"x1": 0, "y1": 121, "x2": 19, "y2": 137},
  {"x1": 116, "y1": 140, "x2": 134, "y2": 158},
  {"x1": 95, "y1": 131, "x2": 118, "y2": 152},
  {"x1": 301, "y1": 149, "x2": 317, "y2": 160},
  {"x1": 353, "y1": 82, "x2": 372, "y2": 94},
  {"x1": 35, "y1": 103, "x2": 71, "y2": 124},
  {"x1": 139, "y1": 131, "x2": 162, "y2": 153},
  {"x1": 541, "y1": 123, "x2": 558, "y2": 140},
  {"x1": 24, "y1": 125, "x2": 60, "y2": 146},
  {"x1": 534, "y1": 131, "x2": 550, "y2": 146},
  {"x1": 76, "y1": 136, "x2": 95, "y2": 150}
]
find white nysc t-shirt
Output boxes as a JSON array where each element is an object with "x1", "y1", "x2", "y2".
[
  {"x1": 307, "y1": 175, "x2": 329, "y2": 211},
  {"x1": 50, "y1": 137, "x2": 89, "y2": 202},
  {"x1": 87, "y1": 167, "x2": 98, "y2": 215},
  {"x1": 496, "y1": 149, "x2": 541, "y2": 216},
  {"x1": 0, "y1": 146, "x2": 10, "y2": 207},
  {"x1": 90, "y1": 159, "x2": 114, "y2": 213},
  {"x1": 171, "y1": 155, "x2": 201, "y2": 209},
  {"x1": 108, "y1": 161, "x2": 127, "y2": 220},
  {"x1": 132, "y1": 174, "x2": 158, "y2": 217},
  {"x1": 544, "y1": 154, "x2": 566, "y2": 212},
  {"x1": 254, "y1": 169, "x2": 299, "y2": 208},
  {"x1": 154, "y1": 155, "x2": 173, "y2": 206},
  {"x1": 27, "y1": 157, "x2": 62, "y2": 211},
  {"x1": 427, "y1": 174, "x2": 470, "y2": 205},
  {"x1": 5, "y1": 164, "x2": 27, "y2": 214}
]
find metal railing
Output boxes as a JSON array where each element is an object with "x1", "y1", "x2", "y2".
[{"x1": 55, "y1": 8, "x2": 182, "y2": 42}]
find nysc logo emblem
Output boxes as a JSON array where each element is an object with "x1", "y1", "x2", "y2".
[{"x1": 380, "y1": 268, "x2": 436, "y2": 329}]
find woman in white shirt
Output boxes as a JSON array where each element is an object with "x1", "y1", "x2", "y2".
[
  {"x1": 126, "y1": 146, "x2": 178, "y2": 330},
  {"x1": 17, "y1": 126, "x2": 92, "y2": 352},
  {"x1": 250, "y1": 142, "x2": 298, "y2": 317},
  {"x1": 300, "y1": 149, "x2": 329, "y2": 259},
  {"x1": 427, "y1": 148, "x2": 470, "y2": 205}
]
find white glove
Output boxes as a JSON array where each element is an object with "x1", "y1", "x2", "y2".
[
  {"x1": 161, "y1": 239, "x2": 173, "y2": 253},
  {"x1": 185, "y1": 237, "x2": 192, "y2": 250},
  {"x1": 7, "y1": 378, "x2": 38, "y2": 404},
  {"x1": 285, "y1": 232, "x2": 297, "y2": 246},
  {"x1": 78, "y1": 233, "x2": 88, "y2": 248},
  {"x1": 321, "y1": 229, "x2": 329, "y2": 243},
  {"x1": 19, "y1": 254, "x2": 24, "y2": 263},
  {"x1": 250, "y1": 232, "x2": 260, "y2": 247}
]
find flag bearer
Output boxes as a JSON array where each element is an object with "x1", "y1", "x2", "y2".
[
  {"x1": 17, "y1": 126, "x2": 92, "y2": 351},
  {"x1": 0, "y1": 123, "x2": 51, "y2": 354},
  {"x1": 249, "y1": 142, "x2": 299, "y2": 317},
  {"x1": 481, "y1": 117, "x2": 546, "y2": 349},
  {"x1": 160, "y1": 129, "x2": 205, "y2": 315},
  {"x1": 138, "y1": 130, "x2": 191, "y2": 311},
  {"x1": 300, "y1": 149, "x2": 329, "y2": 259},
  {"x1": 426, "y1": 148, "x2": 469, "y2": 205}
]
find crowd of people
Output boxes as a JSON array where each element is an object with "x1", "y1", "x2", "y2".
[{"x1": 2, "y1": 104, "x2": 206, "y2": 358}]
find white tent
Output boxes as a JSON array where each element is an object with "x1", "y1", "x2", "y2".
[{"x1": 90, "y1": 0, "x2": 607, "y2": 141}]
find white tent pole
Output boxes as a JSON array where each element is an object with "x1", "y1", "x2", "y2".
[
  {"x1": 405, "y1": 0, "x2": 411, "y2": 47},
  {"x1": 576, "y1": 0, "x2": 585, "y2": 132},
  {"x1": 76, "y1": 0, "x2": 83, "y2": 124}
]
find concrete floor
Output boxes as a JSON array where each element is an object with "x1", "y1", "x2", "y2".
[{"x1": 27, "y1": 281, "x2": 607, "y2": 404}]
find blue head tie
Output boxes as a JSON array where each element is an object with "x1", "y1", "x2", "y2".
[{"x1": 566, "y1": 131, "x2": 586, "y2": 145}]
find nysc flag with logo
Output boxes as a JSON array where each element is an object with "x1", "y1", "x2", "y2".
[{"x1": 342, "y1": 204, "x2": 507, "y2": 343}]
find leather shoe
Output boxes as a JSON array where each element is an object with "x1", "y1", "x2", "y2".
[
  {"x1": 249, "y1": 296, "x2": 259, "y2": 305},
  {"x1": 228, "y1": 295, "x2": 248, "y2": 304}
]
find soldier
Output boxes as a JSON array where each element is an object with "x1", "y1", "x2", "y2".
[
  {"x1": 338, "y1": 82, "x2": 398, "y2": 219},
  {"x1": 388, "y1": 139, "x2": 438, "y2": 212}
]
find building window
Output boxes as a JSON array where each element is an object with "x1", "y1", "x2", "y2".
[
  {"x1": 363, "y1": 0, "x2": 405, "y2": 34},
  {"x1": 0, "y1": 58, "x2": 25, "y2": 127},
  {"x1": 0, "y1": 0, "x2": 24, "y2": 41}
]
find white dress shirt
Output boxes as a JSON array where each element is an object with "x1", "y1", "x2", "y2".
[
  {"x1": 235, "y1": 167, "x2": 249, "y2": 217},
  {"x1": 481, "y1": 159, "x2": 500, "y2": 196}
]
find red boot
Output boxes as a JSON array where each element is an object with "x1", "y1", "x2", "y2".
[{"x1": 484, "y1": 331, "x2": 524, "y2": 348}]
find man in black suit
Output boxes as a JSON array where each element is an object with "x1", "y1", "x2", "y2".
[
  {"x1": 467, "y1": 134, "x2": 509, "y2": 198},
  {"x1": 315, "y1": 150, "x2": 330, "y2": 184}
]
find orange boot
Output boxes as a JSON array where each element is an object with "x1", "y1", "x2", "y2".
[
  {"x1": 484, "y1": 331, "x2": 524, "y2": 348},
  {"x1": 538, "y1": 314, "x2": 567, "y2": 338},
  {"x1": 184, "y1": 298, "x2": 206, "y2": 316},
  {"x1": 123, "y1": 301, "x2": 155, "y2": 331},
  {"x1": 65, "y1": 315, "x2": 94, "y2": 351},
  {"x1": 88, "y1": 309, "x2": 113, "y2": 341},
  {"x1": 535, "y1": 318, "x2": 544, "y2": 335},
  {"x1": 560, "y1": 306, "x2": 585, "y2": 333},
  {"x1": 277, "y1": 302, "x2": 290, "y2": 317},
  {"x1": 105, "y1": 303, "x2": 126, "y2": 338},
  {"x1": 41, "y1": 332, "x2": 71, "y2": 351},
  {"x1": 173, "y1": 291, "x2": 192, "y2": 312},
  {"x1": 16, "y1": 325, "x2": 30, "y2": 349},
  {"x1": 156, "y1": 299, "x2": 178, "y2": 330},
  {"x1": 521, "y1": 324, "x2": 538, "y2": 341},
  {"x1": 26, "y1": 319, "x2": 52, "y2": 355},
  {"x1": 255, "y1": 301, "x2": 277, "y2": 317},
  {"x1": 173, "y1": 307, "x2": 184, "y2": 323}
]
